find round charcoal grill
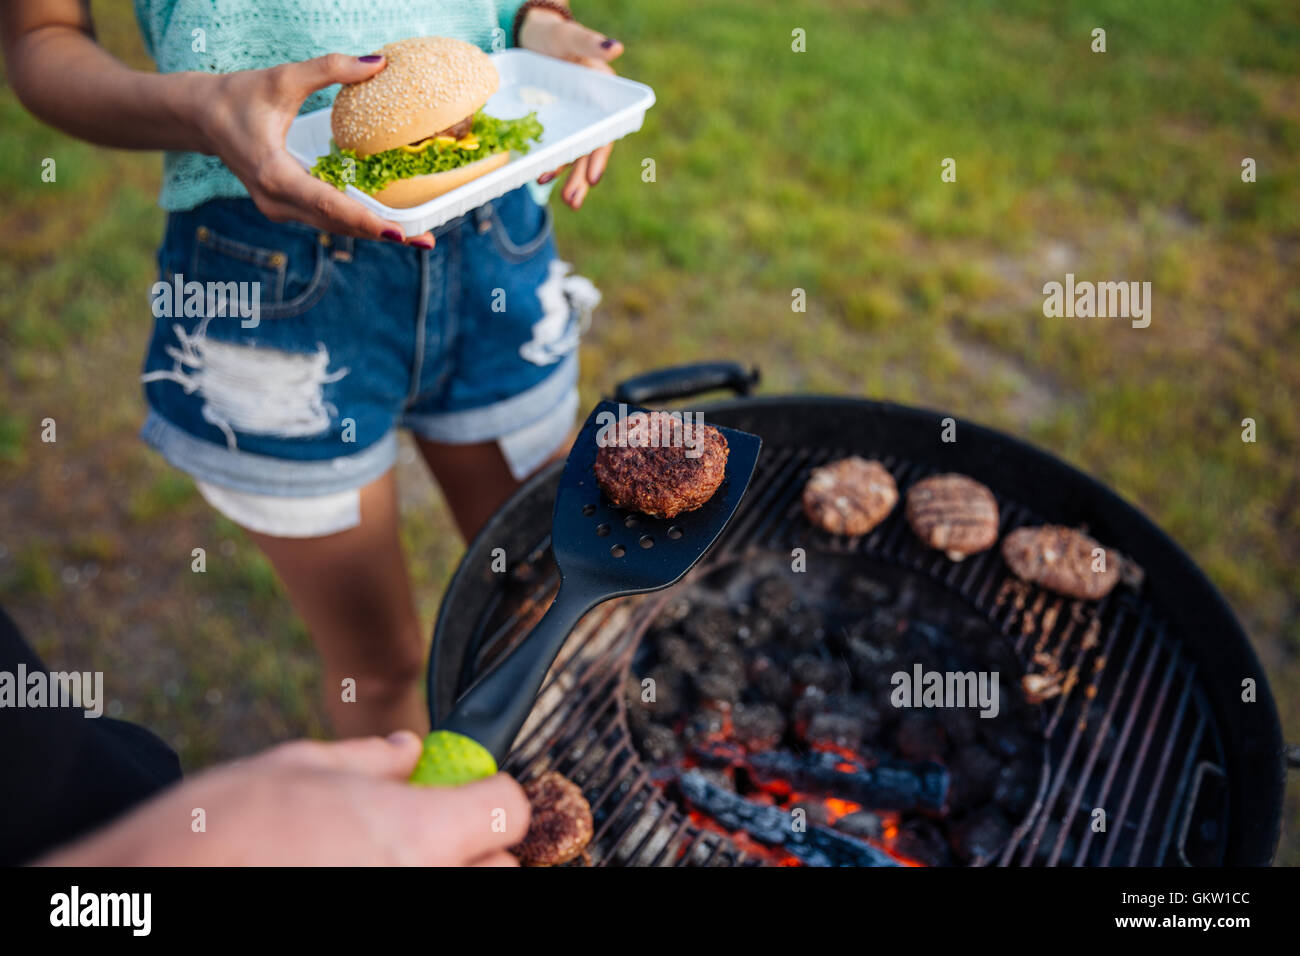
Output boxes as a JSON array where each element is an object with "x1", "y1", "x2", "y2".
[{"x1": 426, "y1": 364, "x2": 1287, "y2": 866}]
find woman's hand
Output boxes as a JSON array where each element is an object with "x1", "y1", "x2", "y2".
[
  {"x1": 191, "y1": 54, "x2": 436, "y2": 247},
  {"x1": 518, "y1": 9, "x2": 625, "y2": 210}
]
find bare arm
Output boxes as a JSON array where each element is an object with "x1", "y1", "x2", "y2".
[
  {"x1": 1, "y1": 0, "x2": 207, "y2": 151},
  {"x1": 1, "y1": 0, "x2": 433, "y2": 244}
]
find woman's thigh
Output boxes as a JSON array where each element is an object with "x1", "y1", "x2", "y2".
[{"x1": 244, "y1": 470, "x2": 424, "y2": 685}]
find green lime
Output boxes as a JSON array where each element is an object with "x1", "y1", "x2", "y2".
[{"x1": 409, "y1": 730, "x2": 497, "y2": 786}]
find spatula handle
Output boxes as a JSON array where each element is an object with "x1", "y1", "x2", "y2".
[{"x1": 435, "y1": 583, "x2": 594, "y2": 765}]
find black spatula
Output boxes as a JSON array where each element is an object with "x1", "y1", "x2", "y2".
[{"x1": 410, "y1": 399, "x2": 762, "y2": 785}]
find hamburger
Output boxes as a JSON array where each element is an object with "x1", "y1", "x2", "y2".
[{"x1": 311, "y1": 36, "x2": 543, "y2": 207}]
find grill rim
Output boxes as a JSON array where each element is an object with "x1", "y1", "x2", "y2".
[{"x1": 426, "y1": 390, "x2": 1285, "y2": 866}]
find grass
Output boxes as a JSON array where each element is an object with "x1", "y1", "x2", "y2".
[{"x1": 0, "y1": 0, "x2": 1297, "y2": 863}]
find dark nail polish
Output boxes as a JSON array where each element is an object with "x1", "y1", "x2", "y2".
[
  {"x1": 359, "y1": 54, "x2": 384, "y2": 63},
  {"x1": 537, "y1": 172, "x2": 555, "y2": 184},
  {"x1": 600, "y1": 38, "x2": 619, "y2": 50},
  {"x1": 382, "y1": 229, "x2": 403, "y2": 242},
  {"x1": 408, "y1": 238, "x2": 434, "y2": 250}
]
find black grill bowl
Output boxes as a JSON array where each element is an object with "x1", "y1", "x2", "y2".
[{"x1": 426, "y1": 390, "x2": 1284, "y2": 866}]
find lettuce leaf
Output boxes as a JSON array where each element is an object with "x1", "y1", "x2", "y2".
[{"x1": 311, "y1": 111, "x2": 543, "y2": 194}]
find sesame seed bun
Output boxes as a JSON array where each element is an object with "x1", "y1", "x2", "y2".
[
  {"x1": 331, "y1": 36, "x2": 499, "y2": 157},
  {"x1": 370, "y1": 151, "x2": 511, "y2": 208}
]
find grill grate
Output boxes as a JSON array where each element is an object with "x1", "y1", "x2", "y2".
[{"x1": 470, "y1": 444, "x2": 1228, "y2": 866}]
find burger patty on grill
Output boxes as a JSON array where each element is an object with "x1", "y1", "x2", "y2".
[
  {"x1": 511, "y1": 771, "x2": 594, "y2": 866},
  {"x1": 905, "y1": 473, "x2": 1000, "y2": 560},
  {"x1": 594, "y1": 411, "x2": 730, "y2": 518},
  {"x1": 802, "y1": 457, "x2": 898, "y2": 536},
  {"x1": 1001, "y1": 525, "x2": 1120, "y2": 600}
]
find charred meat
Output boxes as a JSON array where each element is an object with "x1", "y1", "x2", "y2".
[
  {"x1": 801, "y1": 457, "x2": 898, "y2": 536},
  {"x1": 1002, "y1": 525, "x2": 1120, "y2": 600},
  {"x1": 594, "y1": 411, "x2": 729, "y2": 518},
  {"x1": 511, "y1": 771, "x2": 594, "y2": 866},
  {"x1": 904, "y1": 473, "x2": 999, "y2": 560}
]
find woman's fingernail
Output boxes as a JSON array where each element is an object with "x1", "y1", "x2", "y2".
[
  {"x1": 381, "y1": 229, "x2": 404, "y2": 242},
  {"x1": 359, "y1": 54, "x2": 384, "y2": 63},
  {"x1": 600, "y1": 38, "x2": 619, "y2": 50},
  {"x1": 537, "y1": 172, "x2": 555, "y2": 184},
  {"x1": 408, "y1": 237, "x2": 434, "y2": 249},
  {"x1": 386, "y1": 730, "x2": 415, "y2": 745}
]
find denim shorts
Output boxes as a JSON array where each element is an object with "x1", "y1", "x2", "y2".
[{"x1": 139, "y1": 187, "x2": 595, "y2": 526}]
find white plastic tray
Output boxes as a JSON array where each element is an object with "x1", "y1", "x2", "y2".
[{"x1": 286, "y1": 49, "x2": 655, "y2": 235}]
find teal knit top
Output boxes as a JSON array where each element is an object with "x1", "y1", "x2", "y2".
[{"x1": 132, "y1": 0, "x2": 528, "y2": 211}]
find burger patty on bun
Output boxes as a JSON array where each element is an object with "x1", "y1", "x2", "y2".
[{"x1": 312, "y1": 36, "x2": 543, "y2": 207}]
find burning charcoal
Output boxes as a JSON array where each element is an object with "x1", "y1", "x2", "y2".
[
  {"x1": 653, "y1": 634, "x2": 699, "y2": 672},
  {"x1": 652, "y1": 596, "x2": 693, "y2": 631},
  {"x1": 677, "y1": 772, "x2": 901, "y2": 867},
  {"x1": 753, "y1": 575, "x2": 796, "y2": 616},
  {"x1": 937, "y1": 707, "x2": 979, "y2": 747},
  {"x1": 693, "y1": 668, "x2": 743, "y2": 704},
  {"x1": 947, "y1": 745, "x2": 1001, "y2": 807},
  {"x1": 805, "y1": 711, "x2": 866, "y2": 750},
  {"x1": 983, "y1": 728, "x2": 1035, "y2": 763},
  {"x1": 793, "y1": 685, "x2": 829, "y2": 724},
  {"x1": 705, "y1": 645, "x2": 747, "y2": 682},
  {"x1": 834, "y1": 810, "x2": 884, "y2": 841},
  {"x1": 779, "y1": 610, "x2": 827, "y2": 652},
  {"x1": 731, "y1": 702, "x2": 787, "y2": 750},
  {"x1": 791, "y1": 801, "x2": 831, "y2": 828},
  {"x1": 847, "y1": 574, "x2": 893, "y2": 606},
  {"x1": 748, "y1": 654, "x2": 795, "y2": 706},
  {"x1": 950, "y1": 806, "x2": 1013, "y2": 865},
  {"x1": 896, "y1": 713, "x2": 947, "y2": 761},
  {"x1": 892, "y1": 820, "x2": 952, "y2": 867},
  {"x1": 633, "y1": 722, "x2": 680, "y2": 762},
  {"x1": 845, "y1": 633, "x2": 903, "y2": 693},
  {"x1": 734, "y1": 614, "x2": 775, "y2": 648},
  {"x1": 624, "y1": 677, "x2": 654, "y2": 732},
  {"x1": 693, "y1": 766, "x2": 735, "y2": 792},
  {"x1": 683, "y1": 606, "x2": 736, "y2": 649},
  {"x1": 748, "y1": 751, "x2": 948, "y2": 813},
  {"x1": 791, "y1": 654, "x2": 850, "y2": 693},
  {"x1": 684, "y1": 704, "x2": 728, "y2": 745},
  {"x1": 993, "y1": 764, "x2": 1037, "y2": 817},
  {"x1": 644, "y1": 666, "x2": 688, "y2": 715}
]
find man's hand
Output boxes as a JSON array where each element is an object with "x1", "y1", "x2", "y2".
[
  {"x1": 519, "y1": 10, "x2": 624, "y2": 209},
  {"x1": 39, "y1": 732, "x2": 530, "y2": 866}
]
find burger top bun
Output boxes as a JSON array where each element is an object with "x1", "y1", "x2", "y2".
[{"x1": 331, "y1": 36, "x2": 499, "y2": 157}]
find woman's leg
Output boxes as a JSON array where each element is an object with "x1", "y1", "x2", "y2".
[
  {"x1": 414, "y1": 439, "x2": 522, "y2": 542},
  {"x1": 245, "y1": 470, "x2": 429, "y2": 737}
]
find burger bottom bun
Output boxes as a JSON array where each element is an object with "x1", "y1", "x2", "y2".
[{"x1": 369, "y1": 151, "x2": 512, "y2": 209}]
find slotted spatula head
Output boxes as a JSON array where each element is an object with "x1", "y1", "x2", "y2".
[
  {"x1": 413, "y1": 398, "x2": 762, "y2": 780},
  {"x1": 552, "y1": 399, "x2": 762, "y2": 597}
]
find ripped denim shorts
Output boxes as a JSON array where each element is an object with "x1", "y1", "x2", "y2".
[{"x1": 139, "y1": 186, "x2": 597, "y2": 531}]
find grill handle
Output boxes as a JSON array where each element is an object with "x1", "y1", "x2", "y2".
[{"x1": 613, "y1": 362, "x2": 760, "y2": 405}]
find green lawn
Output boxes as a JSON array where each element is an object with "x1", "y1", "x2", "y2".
[{"x1": 1, "y1": 1, "x2": 1297, "y2": 862}]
